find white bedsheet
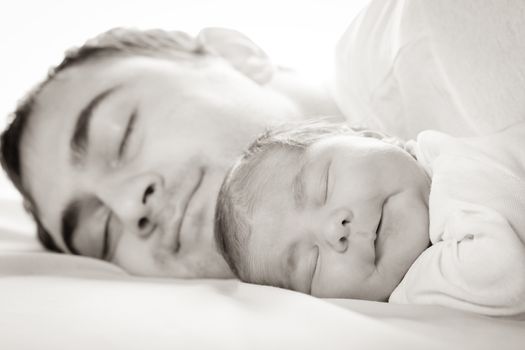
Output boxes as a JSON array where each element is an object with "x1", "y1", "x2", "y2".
[{"x1": 1, "y1": 196, "x2": 524, "y2": 350}]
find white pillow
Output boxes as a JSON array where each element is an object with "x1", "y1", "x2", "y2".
[{"x1": 334, "y1": 0, "x2": 525, "y2": 140}]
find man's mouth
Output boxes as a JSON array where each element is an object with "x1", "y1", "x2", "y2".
[{"x1": 168, "y1": 167, "x2": 206, "y2": 253}]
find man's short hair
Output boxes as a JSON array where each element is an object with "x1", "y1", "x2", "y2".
[
  {"x1": 214, "y1": 119, "x2": 407, "y2": 280},
  {"x1": 0, "y1": 27, "x2": 208, "y2": 252}
]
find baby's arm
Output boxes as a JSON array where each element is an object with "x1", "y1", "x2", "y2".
[{"x1": 390, "y1": 203, "x2": 525, "y2": 316}]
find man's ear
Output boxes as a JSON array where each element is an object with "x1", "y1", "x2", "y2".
[{"x1": 197, "y1": 27, "x2": 274, "y2": 85}]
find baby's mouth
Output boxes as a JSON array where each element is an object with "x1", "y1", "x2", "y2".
[
  {"x1": 376, "y1": 211, "x2": 383, "y2": 238},
  {"x1": 375, "y1": 198, "x2": 386, "y2": 239},
  {"x1": 374, "y1": 200, "x2": 386, "y2": 264}
]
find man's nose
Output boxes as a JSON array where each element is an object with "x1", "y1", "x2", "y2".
[
  {"x1": 98, "y1": 173, "x2": 164, "y2": 238},
  {"x1": 322, "y1": 209, "x2": 353, "y2": 253}
]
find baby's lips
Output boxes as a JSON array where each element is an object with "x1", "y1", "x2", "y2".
[{"x1": 353, "y1": 230, "x2": 377, "y2": 242}]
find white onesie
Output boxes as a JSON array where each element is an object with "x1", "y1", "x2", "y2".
[{"x1": 389, "y1": 122, "x2": 525, "y2": 316}]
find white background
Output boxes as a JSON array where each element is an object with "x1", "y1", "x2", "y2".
[
  {"x1": 0, "y1": 0, "x2": 368, "y2": 125},
  {"x1": 0, "y1": 0, "x2": 367, "y2": 201}
]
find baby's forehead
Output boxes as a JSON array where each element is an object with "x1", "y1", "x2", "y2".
[
  {"x1": 244, "y1": 226, "x2": 293, "y2": 288},
  {"x1": 236, "y1": 145, "x2": 316, "y2": 288},
  {"x1": 247, "y1": 146, "x2": 304, "y2": 195}
]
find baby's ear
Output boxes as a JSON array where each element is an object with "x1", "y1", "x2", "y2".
[{"x1": 197, "y1": 27, "x2": 274, "y2": 85}]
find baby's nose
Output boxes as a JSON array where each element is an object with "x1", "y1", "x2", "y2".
[{"x1": 324, "y1": 209, "x2": 353, "y2": 253}]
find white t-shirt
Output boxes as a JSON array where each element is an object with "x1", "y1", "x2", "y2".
[
  {"x1": 389, "y1": 122, "x2": 525, "y2": 316},
  {"x1": 334, "y1": 0, "x2": 525, "y2": 140}
]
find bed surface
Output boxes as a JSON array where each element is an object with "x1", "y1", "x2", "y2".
[{"x1": 1, "y1": 192, "x2": 524, "y2": 350}]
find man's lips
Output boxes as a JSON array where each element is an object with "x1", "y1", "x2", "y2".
[{"x1": 167, "y1": 168, "x2": 205, "y2": 253}]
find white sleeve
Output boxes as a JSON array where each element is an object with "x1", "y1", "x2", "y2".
[{"x1": 390, "y1": 204, "x2": 525, "y2": 316}]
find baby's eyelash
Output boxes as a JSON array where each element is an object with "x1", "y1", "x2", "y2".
[
  {"x1": 101, "y1": 212, "x2": 112, "y2": 260},
  {"x1": 309, "y1": 246, "x2": 320, "y2": 294},
  {"x1": 323, "y1": 160, "x2": 332, "y2": 204}
]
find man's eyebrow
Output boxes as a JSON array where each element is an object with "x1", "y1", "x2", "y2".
[
  {"x1": 70, "y1": 86, "x2": 120, "y2": 165},
  {"x1": 61, "y1": 199, "x2": 81, "y2": 255}
]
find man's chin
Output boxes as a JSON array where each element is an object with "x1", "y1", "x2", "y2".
[{"x1": 162, "y1": 254, "x2": 235, "y2": 279}]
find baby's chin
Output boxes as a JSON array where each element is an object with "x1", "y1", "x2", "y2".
[
  {"x1": 340, "y1": 236, "x2": 427, "y2": 302},
  {"x1": 311, "y1": 273, "x2": 399, "y2": 302},
  {"x1": 370, "y1": 235, "x2": 429, "y2": 302},
  {"x1": 374, "y1": 191, "x2": 430, "y2": 274}
]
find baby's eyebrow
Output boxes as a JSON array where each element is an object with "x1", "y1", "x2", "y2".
[
  {"x1": 286, "y1": 242, "x2": 299, "y2": 272},
  {"x1": 284, "y1": 242, "x2": 300, "y2": 289},
  {"x1": 292, "y1": 166, "x2": 307, "y2": 209}
]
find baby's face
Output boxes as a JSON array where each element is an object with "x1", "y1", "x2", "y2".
[{"x1": 245, "y1": 135, "x2": 431, "y2": 301}]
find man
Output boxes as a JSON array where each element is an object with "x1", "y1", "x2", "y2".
[{"x1": 0, "y1": 27, "x2": 342, "y2": 278}]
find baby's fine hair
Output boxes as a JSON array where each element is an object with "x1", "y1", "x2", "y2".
[
  {"x1": 0, "y1": 27, "x2": 208, "y2": 252},
  {"x1": 214, "y1": 119, "x2": 407, "y2": 280}
]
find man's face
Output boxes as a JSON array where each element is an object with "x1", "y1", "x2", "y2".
[
  {"x1": 246, "y1": 135, "x2": 431, "y2": 300},
  {"x1": 21, "y1": 54, "x2": 302, "y2": 278}
]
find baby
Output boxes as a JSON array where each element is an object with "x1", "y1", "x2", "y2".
[{"x1": 214, "y1": 120, "x2": 525, "y2": 316}]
